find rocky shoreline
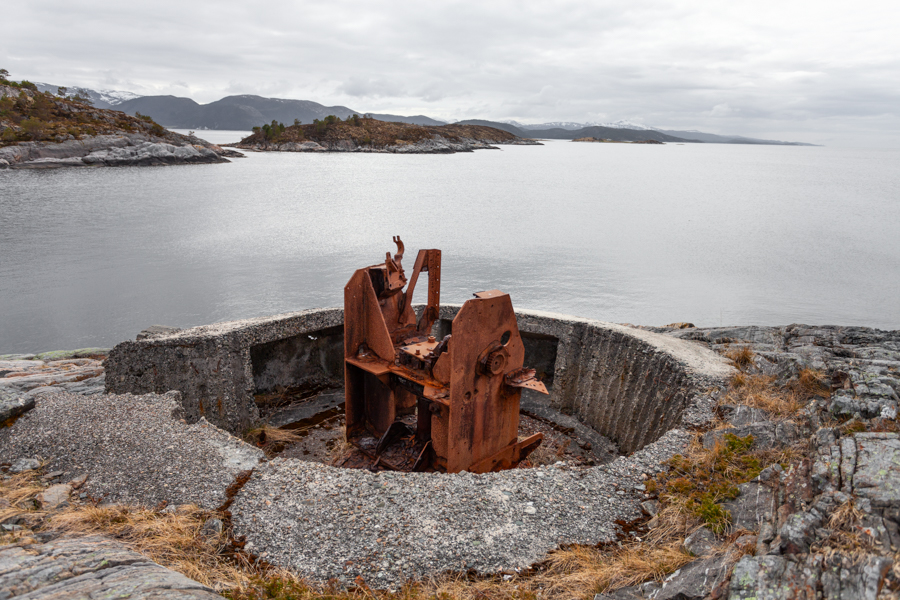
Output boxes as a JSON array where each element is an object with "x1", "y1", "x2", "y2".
[
  {"x1": 0, "y1": 82, "x2": 241, "y2": 169},
  {"x1": 231, "y1": 117, "x2": 542, "y2": 154},
  {"x1": 233, "y1": 135, "x2": 540, "y2": 154},
  {"x1": 0, "y1": 132, "x2": 241, "y2": 169}
]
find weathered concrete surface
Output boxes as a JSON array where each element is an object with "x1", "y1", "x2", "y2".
[
  {"x1": 230, "y1": 429, "x2": 692, "y2": 586},
  {"x1": 0, "y1": 390, "x2": 263, "y2": 509},
  {"x1": 105, "y1": 308, "x2": 344, "y2": 434},
  {"x1": 0, "y1": 535, "x2": 222, "y2": 599},
  {"x1": 106, "y1": 306, "x2": 734, "y2": 450}
]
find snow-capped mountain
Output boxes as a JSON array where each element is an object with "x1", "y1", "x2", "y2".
[
  {"x1": 504, "y1": 119, "x2": 655, "y2": 131},
  {"x1": 35, "y1": 83, "x2": 142, "y2": 109},
  {"x1": 596, "y1": 120, "x2": 654, "y2": 131}
]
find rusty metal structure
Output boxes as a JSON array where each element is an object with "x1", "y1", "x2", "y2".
[{"x1": 344, "y1": 237, "x2": 548, "y2": 473}]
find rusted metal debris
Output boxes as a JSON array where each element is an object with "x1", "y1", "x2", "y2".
[{"x1": 344, "y1": 237, "x2": 548, "y2": 473}]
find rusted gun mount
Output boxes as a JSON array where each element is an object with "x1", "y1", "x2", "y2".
[{"x1": 344, "y1": 237, "x2": 547, "y2": 473}]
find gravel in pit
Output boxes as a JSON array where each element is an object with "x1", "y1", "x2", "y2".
[
  {"x1": 0, "y1": 389, "x2": 264, "y2": 509},
  {"x1": 230, "y1": 428, "x2": 691, "y2": 586}
]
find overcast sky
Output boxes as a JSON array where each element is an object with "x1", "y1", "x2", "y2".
[{"x1": 5, "y1": 1, "x2": 899, "y2": 146}]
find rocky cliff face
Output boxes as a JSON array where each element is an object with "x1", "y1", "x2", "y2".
[{"x1": 0, "y1": 83, "x2": 239, "y2": 169}]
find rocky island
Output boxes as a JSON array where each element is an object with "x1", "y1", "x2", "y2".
[
  {"x1": 232, "y1": 114, "x2": 541, "y2": 153},
  {"x1": 0, "y1": 75, "x2": 239, "y2": 169}
]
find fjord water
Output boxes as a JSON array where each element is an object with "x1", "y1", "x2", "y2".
[{"x1": 1, "y1": 140, "x2": 898, "y2": 353}]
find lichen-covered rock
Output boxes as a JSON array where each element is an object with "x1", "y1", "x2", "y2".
[
  {"x1": 812, "y1": 432, "x2": 900, "y2": 512},
  {"x1": 0, "y1": 535, "x2": 222, "y2": 599},
  {"x1": 719, "y1": 404, "x2": 770, "y2": 426},
  {"x1": 0, "y1": 388, "x2": 34, "y2": 424},
  {"x1": 771, "y1": 508, "x2": 823, "y2": 555},
  {"x1": 830, "y1": 389, "x2": 898, "y2": 419},
  {"x1": 722, "y1": 481, "x2": 775, "y2": 532},
  {"x1": 683, "y1": 525, "x2": 718, "y2": 556},
  {"x1": 654, "y1": 554, "x2": 734, "y2": 600},
  {"x1": 728, "y1": 553, "x2": 892, "y2": 600},
  {"x1": 702, "y1": 421, "x2": 800, "y2": 451}
]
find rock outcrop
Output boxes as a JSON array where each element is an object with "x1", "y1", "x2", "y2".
[
  {"x1": 0, "y1": 83, "x2": 240, "y2": 169},
  {"x1": 0, "y1": 134, "x2": 237, "y2": 169},
  {"x1": 0, "y1": 535, "x2": 222, "y2": 599}
]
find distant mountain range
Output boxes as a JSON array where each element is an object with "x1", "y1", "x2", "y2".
[
  {"x1": 454, "y1": 120, "x2": 691, "y2": 143},
  {"x1": 505, "y1": 119, "x2": 654, "y2": 131},
  {"x1": 35, "y1": 83, "x2": 140, "y2": 109},
  {"x1": 33, "y1": 83, "x2": 814, "y2": 145}
]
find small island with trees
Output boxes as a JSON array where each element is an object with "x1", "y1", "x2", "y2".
[{"x1": 233, "y1": 114, "x2": 541, "y2": 153}]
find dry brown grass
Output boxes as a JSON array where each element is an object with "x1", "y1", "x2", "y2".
[
  {"x1": 811, "y1": 499, "x2": 879, "y2": 556},
  {"x1": 0, "y1": 468, "x2": 252, "y2": 590},
  {"x1": 47, "y1": 503, "x2": 249, "y2": 589},
  {"x1": 244, "y1": 424, "x2": 308, "y2": 457},
  {"x1": 725, "y1": 346, "x2": 755, "y2": 369},
  {"x1": 722, "y1": 373, "x2": 805, "y2": 418},
  {"x1": 534, "y1": 541, "x2": 692, "y2": 597},
  {"x1": 790, "y1": 368, "x2": 830, "y2": 399},
  {"x1": 0, "y1": 469, "x2": 49, "y2": 545},
  {"x1": 328, "y1": 437, "x2": 354, "y2": 466}
]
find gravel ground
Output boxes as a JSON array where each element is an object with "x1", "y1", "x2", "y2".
[
  {"x1": 230, "y1": 428, "x2": 691, "y2": 586},
  {"x1": 0, "y1": 390, "x2": 263, "y2": 509}
]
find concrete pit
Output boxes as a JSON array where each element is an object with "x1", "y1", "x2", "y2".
[{"x1": 103, "y1": 306, "x2": 733, "y2": 583}]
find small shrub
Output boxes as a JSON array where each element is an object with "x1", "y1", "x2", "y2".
[
  {"x1": 20, "y1": 117, "x2": 48, "y2": 140},
  {"x1": 688, "y1": 497, "x2": 731, "y2": 534},
  {"x1": 0, "y1": 95, "x2": 13, "y2": 117}
]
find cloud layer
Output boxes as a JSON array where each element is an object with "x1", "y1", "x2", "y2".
[{"x1": 4, "y1": 0, "x2": 898, "y2": 145}]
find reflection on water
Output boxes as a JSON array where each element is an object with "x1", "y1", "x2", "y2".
[{"x1": 1, "y1": 141, "x2": 898, "y2": 352}]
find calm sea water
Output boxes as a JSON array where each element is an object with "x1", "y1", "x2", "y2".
[{"x1": 2, "y1": 137, "x2": 898, "y2": 353}]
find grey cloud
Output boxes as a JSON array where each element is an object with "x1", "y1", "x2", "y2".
[{"x1": 1, "y1": 0, "x2": 898, "y2": 146}]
